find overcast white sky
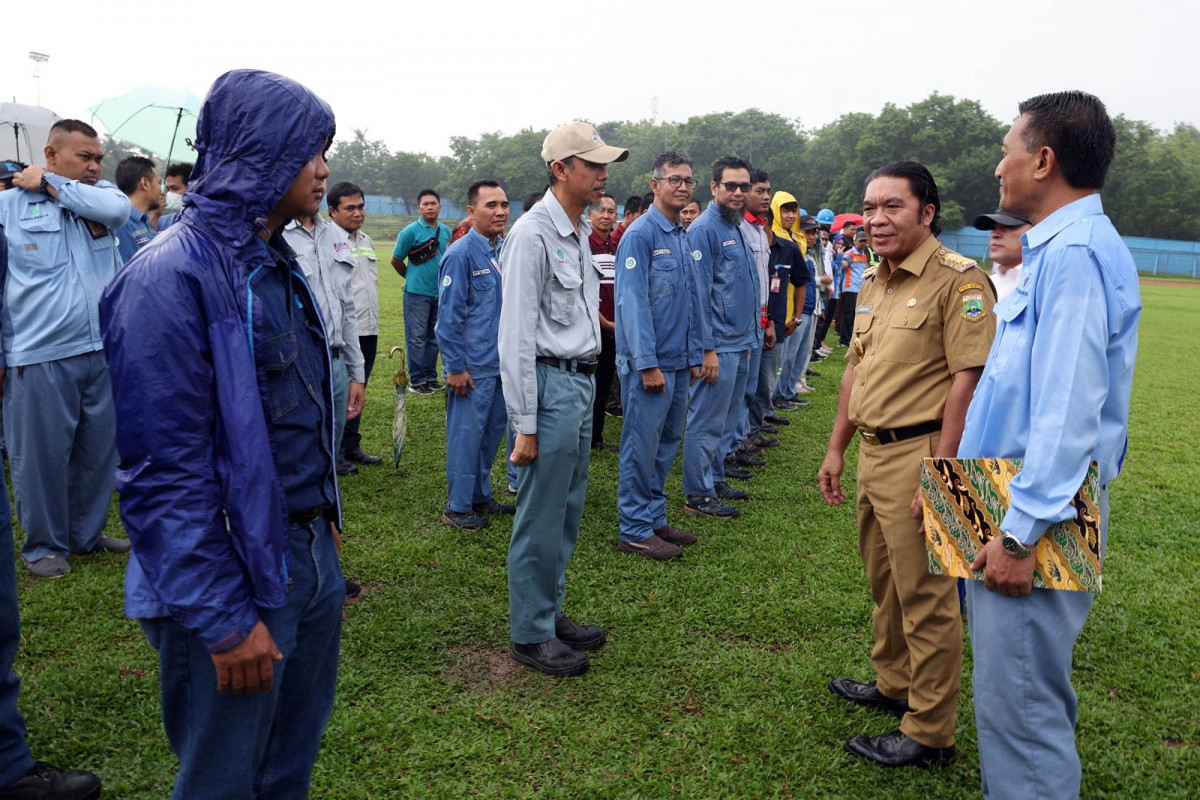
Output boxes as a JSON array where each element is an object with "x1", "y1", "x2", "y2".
[{"x1": 5, "y1": 0, "x2": 1198, "y2": 158}]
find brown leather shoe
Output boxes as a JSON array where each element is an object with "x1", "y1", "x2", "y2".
[
  {"x1": 618, "y1": 533, "x2": 681, "y2": 560},
  {"x1": 654, "y1": 524, "x2": 697, "y2": 546}
]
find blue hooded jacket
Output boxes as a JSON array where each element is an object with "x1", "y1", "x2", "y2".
[{"x1": 99, "y1": 70, "x2": 339, "y2": 653}]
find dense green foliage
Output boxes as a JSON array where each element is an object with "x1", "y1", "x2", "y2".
[
  {"x1": 320, "y1": 94, "x2": 1200, "y2": 239},
  {"x1": 10, "y1": 272, "x2": 1199, "y2": 798}
]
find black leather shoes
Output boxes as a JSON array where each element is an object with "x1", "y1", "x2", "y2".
[
  {"x1": 844, "y1": 729, "x2": 956, "y2": 768},
  {"x1": 829, "y1": 678, "x2": 910, "y2": 717},
  {"x1": 555, "y1": 613, "x2": 607, "y2": 650},
  {"x1": 511, "y1": 638, "x2": 588, "y2": 676},
  {"x1": 336, "y1": 455, "x2": 358, "y2": 476},
  {"x1": 344, "y1": 447, "x2": 383, "y2": 466},
  {"x1": 0, "y1": 761, "x2": 101, "y2": 799}
]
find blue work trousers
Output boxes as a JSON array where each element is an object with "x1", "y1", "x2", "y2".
[
  {"x1": 682, "y1": 350, "x2": 744, "y2": 497},
  {"x1": 508, "y1": 362, "x2": 593, "y2": 643},
  {"x1": 748, "y1": 338, "x2": 783, "y2": 435},
  {"x1": 140, "y1": 518, "x2": 343, "y2": 800},
  {"x1": 732, "y1": 341, "x2": 761, "y2": 448},
  {"x1": 402, "y1": 292, "x2": 440, "y2": 385},
  {"x1": 966, "y1": 489, "x2": 1107, "y2": 799},
  {"x1": 720, "y1": 348, "x2": 752, "y2": 463},
  {"x1": 0, "y1": 480, "x2": 34, "y2": 791},
  {"x1": 3, "y1": 351, "x2": 117, "y2": 564},
  {"x1": 774, "y1": 313, "x2": 814, "y2": 401},
  {"x1": 445, "y1": 375, "x2": 507, "y2": 513},
  {"x1": 617, "y1": 366, "x2": 690, "y2": 543},
  {"x1": 341, "y1": 334, "x2": 377, "y2": 454}
]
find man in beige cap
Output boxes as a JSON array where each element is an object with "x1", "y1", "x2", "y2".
[{"x1": 498, "y1": 122, "x2": 628, "y2": 676}]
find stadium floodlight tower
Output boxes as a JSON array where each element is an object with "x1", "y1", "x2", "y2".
[{"x1": 29, "y1": 51, "x2": 50, "y2": 105}]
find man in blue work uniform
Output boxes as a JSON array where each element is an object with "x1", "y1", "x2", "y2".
[
  {"x1": 114, "y1": 155, "x2": 164, "y2": 264},
  {"x1": 99, "y1": 70, "x2": 345, "y2": 798},
  {"x1": 961, "y1": 91, "x2": 1140, "y2": 799},
  {"x1": 681, "y1": 156, "x2": 759, "y2": 519},
  {"x1": 614, "y1": 150, "x2": 713, "y2": 561},
  {"x1": 499, "y1": 122, "x2": 628, "y2": 677},
  {"x1": 436, "y1": 179, "x2": 514, "y2": 531},
  {"x1": 0, "y1": 119, "x2": 132, "y2": 579}
]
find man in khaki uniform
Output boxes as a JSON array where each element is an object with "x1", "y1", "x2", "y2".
[{"x1": 819, "y1": 161, "x2": 995, "y2": 768}]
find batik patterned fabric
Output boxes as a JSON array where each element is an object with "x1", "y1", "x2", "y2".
[{"x1": 921, "y1": 457, "x2": 1102, "y2": 592}]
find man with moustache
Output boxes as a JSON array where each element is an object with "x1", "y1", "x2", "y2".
[
  {"x1": 0, "y1": 119, "x2": 131, "y2": 579},
  {"x1": 498, "y1": 122, "x2": 628, "y2": 677},
  {"x1": 99, "y1": 70, "x2": 345, "y2": 796},
  {"x1": 436, "y1": 179, "x2": 514, "y2": 531},
  {"x1": 972, "y1": 208, "x2": 1031, "y2": 301},
  {"x1": 679, "y1": 199, "x2": 701, "y2": 229},
  {"x1": 587, "y1": 193, "x2": 620, "y2": 452},
  {"x1": 681, "y1": 156, "x2": 759, "y2": 519},
  {"x1": 614, "y1": 150, "x2": 712, "y2": 560},
  {"x1": 819, "y1": 161, "x2": 995, "y2": 767},
  {"x1": 962, "y1": 91, "x2": 1139, "y2": 798}
]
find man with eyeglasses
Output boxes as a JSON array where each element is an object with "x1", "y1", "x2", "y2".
[
  {"x1": 498, "y1": 122, "x2": 628, "y2": 677},
  {"x1": 680, "y1": 156, "x2": 759, "y2": 519},
  {"x1": 613, "y1": 150, "x2": 712, "y2": 560}
]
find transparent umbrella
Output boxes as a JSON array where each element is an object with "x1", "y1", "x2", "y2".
[
  {"x1": 0, "y1": 102, "x2": 61, "y2": 167},
  {"x1": 90, "y1": 86, "x2": 203, "y2": 167}
]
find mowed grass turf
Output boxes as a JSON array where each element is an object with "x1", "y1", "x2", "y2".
[{"x1": 10, "y1": 267, "x2": 1199, "y2": 797}]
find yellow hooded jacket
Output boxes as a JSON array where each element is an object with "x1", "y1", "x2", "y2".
[{"x1": 771, "y1": 190, "x2": 806, "y2": 320}]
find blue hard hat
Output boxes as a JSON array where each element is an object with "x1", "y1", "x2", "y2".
[
  {"x1": 817, "y1": 208, "x2": 835, "y2": 226},
  {"x1": 798, "y1": 208, "x2": 807, "y2": 217}
]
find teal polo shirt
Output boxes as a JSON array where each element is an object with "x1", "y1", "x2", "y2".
[{"x1": 392, "y1": 217, "x2": 450, "y2": 297}]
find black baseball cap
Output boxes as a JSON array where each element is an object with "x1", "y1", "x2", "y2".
[
  {"x1": 798, "y1": 214, "x2": 819, "y2": 231},
  {"x1": 0, "y1": 161, "x2": 27, "y2": 181},
  {"x1": 973, "y1": 209, "x2": 1032, "y2": 230}
]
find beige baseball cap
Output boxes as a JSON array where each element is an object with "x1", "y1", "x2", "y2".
[{"x1": 541, "y1": 122, "x2": 629, "y2": 165}]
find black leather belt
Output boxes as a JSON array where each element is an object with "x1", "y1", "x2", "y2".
[
  {"x1": 330, "y1": 347, "x2": 342, "y2": 359},
  {"x1": 288, "y1": 506, "x2": 325, "y2": 527},
  {"x1": 536, "y1": 356, "x2": 598, "y2": 375},
  {"x1": 860, "y1": 421, "x2": 941, "y2": 446}
]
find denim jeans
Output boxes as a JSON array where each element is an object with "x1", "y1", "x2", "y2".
[
  {"x1": 141, "y1": 519, "x2": 343, "y2": 799},
  {"x1": 403, "y1": 292, "x2": 440, "y2": 385},
  {"x1": 0, "y1": 478, "x2": 34, "y2": 790},
  {"x1": 775, "y1": 313, "x2": 814, "y2": 401}
]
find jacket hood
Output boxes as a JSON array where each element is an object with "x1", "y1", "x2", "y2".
[
  {"x1": 185, "y1": 70, "x2": 335, "y2": 248},
  {"x1": 770, "y1": 190, "x2": 806, "y2": 254}
]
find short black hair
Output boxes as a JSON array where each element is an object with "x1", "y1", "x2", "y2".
[
  {"x1": 49, "y1": 119, "x2": 99, "y2": 141},
  {"x1": 523, "y1": 191, "x2": 544, "y2": 213},
  {"x1": 115, "y1": 155, "x2": 157, "y2": 195},
  {"x1": 712, "y1": 155, "x2": 753, "y2": 184},
  {"x1": 750, "y1": 169, "x2": 770, "y2": 185},
  {"x1": 1017, "y1": 90, "x2": 1117, "y2": 190},
  {"x1": 865, "y1": 161, "x2": 943, "y2": 237},
  {"x1": 624, "y1": 195, "x2": 642, "y2": 216},
  {"x1": 651, "y1": 149, "x2": 692, "y2": 178},
  {"x1": 327, "y1": 181, "x2": 364, "y2": 211},
  {"x1": 418, "y1": 189, "x2": 440, "y2": 203},
  {"x1": 165, "y1": 162, "x2": 193, "y2": 184},
  {"x1": 467, "y1": 179, "x2": 502, "y2": 207},
  {"x1": 640, "y1": 191, "x2": 654, "y2": 212}
]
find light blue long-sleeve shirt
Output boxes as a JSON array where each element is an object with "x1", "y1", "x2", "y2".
[
  {"x1": 685, "y1": 204, "x2": 759, "y2": 353},
  {"x1": 0, "y1": 175, "x2": 130, "y2": 367},
  {"x1": 958, "y1": 194, "x2": 1140, "y2": 545},
  {"x1": 436, "y1": 228, "x2": 503, "y2": 379},
  {"x1": 614, "y1": 204, "x2": 706, "y2": 374}
]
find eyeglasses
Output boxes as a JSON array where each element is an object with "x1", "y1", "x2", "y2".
[
  {"x1": 657, "y1": 175, "x2": 698, "y2": 189},
  {"x1": 720, "y1": 181, "x2": 752, "y2": 193}
]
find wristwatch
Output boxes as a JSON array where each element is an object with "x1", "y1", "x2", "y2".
[
  {"x1": 792, "y1": 316, "x2": 803, "y2": 324},
  {"x1": 1000, "y1": 531, "x2": 1033, "y2": 559},
  {"x1": 39, "y1": 171, "x2": 54, "y2": 194}
]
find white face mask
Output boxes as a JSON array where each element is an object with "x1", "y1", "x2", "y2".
[{"x1": 164, "y1": 191, "x2": 184, "y2": 212}]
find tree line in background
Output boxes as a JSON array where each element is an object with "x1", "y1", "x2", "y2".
[{"x1": 101, "y1": 92, "x2": 1200, "y2": 241}]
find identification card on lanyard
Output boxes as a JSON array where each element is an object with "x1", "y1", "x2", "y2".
[{"x1": 770, "y1": 275, "x2": 782, "y2": 293}]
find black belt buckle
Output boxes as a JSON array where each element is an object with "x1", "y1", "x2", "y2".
[{"x1": 537, "y1": 356, "x2": 598, "y2": 375}]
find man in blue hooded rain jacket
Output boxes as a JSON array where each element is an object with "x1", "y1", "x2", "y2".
[{"x1": 99, "y1": 70, "x2": 344, "y2": 799}]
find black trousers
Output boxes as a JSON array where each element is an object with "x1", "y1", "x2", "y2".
[{"x1": 592, "y1": 333, "x2": 617, "y2": 446}]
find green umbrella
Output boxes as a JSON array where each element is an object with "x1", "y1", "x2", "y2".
[{"x1": 90, "y1": 86, "x2": 203, "y2": 167}]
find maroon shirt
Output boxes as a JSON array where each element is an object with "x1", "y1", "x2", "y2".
[{"x1": 589, "y1": 229, "x2": 618, "y2": 322}]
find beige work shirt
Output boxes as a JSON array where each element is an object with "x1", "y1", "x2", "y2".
[{"x1": 847, "y1": 234, "x2": 995, "y2": 431}]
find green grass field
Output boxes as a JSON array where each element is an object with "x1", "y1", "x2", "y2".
[{"x1": 11, "y1": 269, "x2": 1199, "y2": 798}]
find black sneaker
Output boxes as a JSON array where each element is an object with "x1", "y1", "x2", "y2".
[
  {"x1": 555, "y1": 613, "x2": 607, "y2": 650},
  {"x1": 738, "y1": 440, "x2": 765, "y2": 456},
  {"x1": 590, "y1": 442, "x2": 619, "y2": 452},
  {"x1": 512, "y1": 639, "x2": 588, "y2": 677},
  {"x1": 684, "y1": 496, "x2": 741, "y2": 519},
  {"x1": 748, "y1": 432, "x2": 780, "y2": 448},
  {"x1": 427, "y1": 380, "x2": 444, "y2": 391},
  {"x1": 714, "y1": 481, "x2": 749, "y2": 501},
  {"x1": 731, "y1": 451, "x2": 766, "y2": 468},
  {"x1": 442, "y1": 510, "x2": 489, "y2": 530},
  {"x1": 408, "y1": 382, "x2": 435, "y2": 395},
  {"x1": 473, "y1": 498, "x2": 515, "y2": 515},
  {"x1": 0, "y1": 762, "x2": 101, "y2": 800},
  {"x1": 759, "y1": 423, "x2": 779, "y2": 434},
  {"x1": 764, "y1": 413, "x2": 791, "y2": 426},
  {"x1": 723, "y1": 464, "x2": 756, "y2": 482},
  {"x1": 773, "y1": 398, "x2": 799, "y2": 411},
  {"x1": 806, "y1": 368, "x2": 821, "y2": 377}
]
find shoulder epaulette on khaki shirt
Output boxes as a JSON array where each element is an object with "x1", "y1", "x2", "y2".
[{"x1": 937, "y1": 247, "x2": 977, "y2": 273}]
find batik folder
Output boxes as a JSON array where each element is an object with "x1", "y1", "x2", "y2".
[{"x1": 920, "y1": 458, "x2": 1103, "y2": 592}]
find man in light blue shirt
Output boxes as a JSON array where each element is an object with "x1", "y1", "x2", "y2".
[
  {"x1": 0, "y1": 119, "x2": 131, "y2": 578},
  {"x1": 959, "y1": 91, "x2": 1140, "y2": 799},
  {"x1": 113, "y1": 155, "x2": 163, "y2": 264}
]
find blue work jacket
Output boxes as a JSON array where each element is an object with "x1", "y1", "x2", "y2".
[
  {"x1": 685, "y1": 203, "x2": 759, "y2": 352},
  {"x1": 614, "y1": 204, "x2": 706, "y2": 374},
  {"x1": 436, "y1": 228, "x2": 503, "y2": 379}
]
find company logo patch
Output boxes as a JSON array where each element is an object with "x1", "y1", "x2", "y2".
[
  {"x1": 333, "y1": 241, "x2": 350, "y2": 253},
  {"x1": 625, "y1": 257, "x2": 636, "y2": 269},
  {"x1": 442, "y1": 275, "x2": 452, "y2": 287},
  {"x1": 692, "y1": 250, "x2": 702, "y2": 261},
  {"x1": 961, "y1": 293, "x2": 985, "y2": 321}
]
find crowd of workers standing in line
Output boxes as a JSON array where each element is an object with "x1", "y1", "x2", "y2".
[{"x1": 0, "y1": 72, "x2": 1137, "y2": 800}]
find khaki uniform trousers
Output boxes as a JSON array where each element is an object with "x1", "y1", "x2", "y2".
[{"x1": 855, "y1": 431, "x2": 961, "y2": 748}]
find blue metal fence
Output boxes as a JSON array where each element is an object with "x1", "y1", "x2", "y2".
[{"x1": 941, "y1": 228, "x2": 1200, "y2": 277}]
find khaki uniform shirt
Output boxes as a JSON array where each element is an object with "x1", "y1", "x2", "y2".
[{"x1": 847, "y1": 234, "x2": 995, "y2": 431}]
